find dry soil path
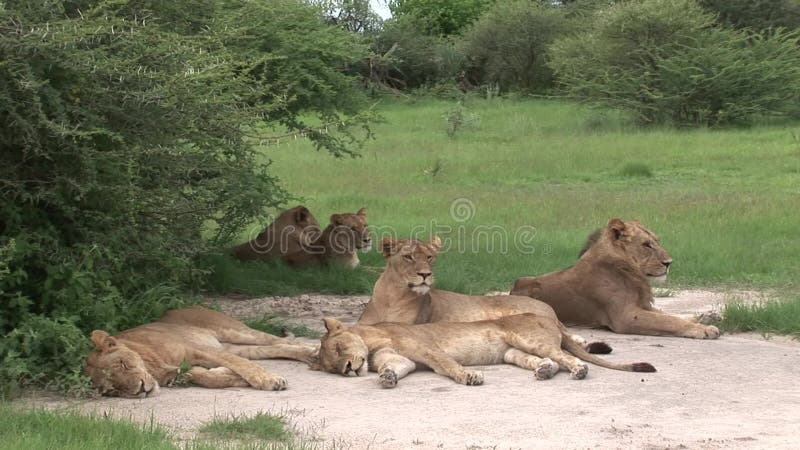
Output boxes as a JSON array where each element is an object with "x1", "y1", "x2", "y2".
[{"x1": 29, "y1": 290, "x2": 800, "y2": 449}]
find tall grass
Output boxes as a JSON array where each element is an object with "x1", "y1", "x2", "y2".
[{"x1": 208, "y1": 98, "x2": 800, "y2": 295}]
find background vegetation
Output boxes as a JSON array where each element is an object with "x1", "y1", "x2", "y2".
[{"x1": 2, "y1": 0, "x2": 799, "y2": 395}]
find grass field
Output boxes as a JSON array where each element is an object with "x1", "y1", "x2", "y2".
[
  {"x1": 0, "y1": 406, "x2": 305, "y2": 450},
  {"x1": 207, "y1": 97, "x2": 799, "y2": 297}
]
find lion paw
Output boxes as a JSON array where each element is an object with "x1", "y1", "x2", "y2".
[
  {"x1": 459, "y1": 370, "x2": 484, "y2": 386},
  {"x1": 534, "y1": 358, "x2": 559, "y2": 380},
  {"x1": 570, "y1": 363, "x2": 588, "y2": 380},
  {"x1": 684, "y1": 324, "x2": 720, "y2": 339},
  {"x1": 248, "y1": 373, "x2": 287, "y2": 391},
  {"x1": 379, "y1": 369, "x2": 398, "y2": 388}
]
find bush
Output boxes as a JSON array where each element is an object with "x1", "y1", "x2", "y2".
[
  {"x1": 0, "y1": 0, "x2": 371, "y2": 395},
  {"x1": 549, "y1": 0, "x2": 800, "y2": 126},
  {"x1": 389, "y1": 0, "x2": 495, "y2": 35},
  {"x1": 371, "y1": 14, "x2": 464, "y2": 89},
  {"x1": 699, "y1": 0, "x2": 800, "y2": 31},
  {"x1": 461, "y1": 1, "x2": 568, "y2": 93}
]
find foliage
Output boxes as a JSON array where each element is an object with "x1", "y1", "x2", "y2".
[
  {"x1": 0, "y1": 0, "x2": 372, "y2": 395},
  {"x1": 370, "y1": 14, "x2": 464, "y2": 89},
  {"x1": 461, "y1": 1, "x2": 568, "y2": 93},
  {"x1": 313, "y1": 0, "x2": 384, "y2": 34},
  {"x1": 389, "y1": 0, "x2": 495, "y2": 35},
  {"x1": 699, "y1": 0, "x2": 800, "y2": 31},
  {"x1": 549, "y1": 0, "x2": 800, "y2": 126}
]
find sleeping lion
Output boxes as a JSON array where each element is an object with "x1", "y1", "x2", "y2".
[{"x1": 312, "y1": 316, "x2": 655, "y2": 388}]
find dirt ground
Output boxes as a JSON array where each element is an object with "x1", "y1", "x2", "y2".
[{"x1": 28, "y1": 290, "x2": 800, "y2": 449}]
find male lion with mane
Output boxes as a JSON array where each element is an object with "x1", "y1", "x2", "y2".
[
  {"x1": 84, "y1": 307, "x2": 317, "y2": 398},
  {"x1": 313, "y1": 316, "x2": 655, "y2": 387},
  {"x1": 511, "y1": 218, "x2": 720, "y2": 339}
]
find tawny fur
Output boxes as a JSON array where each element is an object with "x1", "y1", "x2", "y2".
[
  {"x1": 511, "y1": 218, "x2": 720, "y2": 339},
  {"x1": 313, "y1": 316, "x2": 655, "y2": 387},
  {"x1": 84, "y1": 307, "x2": 317, "y2": 398},
  {"x1": 357, "y1": 236, "x2": 609, "y2": 355}
]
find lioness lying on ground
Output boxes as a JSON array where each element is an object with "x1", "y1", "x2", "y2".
[
  {"x1": 85, "y1": 307, "x2": 317, "y2": 397},
  {"x1": 231, "y1": 206, "x2": 371, "y2": 268},
  {"x1": 313, "y1": 317, "x2": 655, "y2": 387},
  {"x1": 358, "y1": 236, "x2": 612, "y2": 367},
  {"x1": 511, "y1": 219, "x2": 720, "y2": 339}
]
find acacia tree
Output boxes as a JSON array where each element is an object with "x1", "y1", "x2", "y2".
[
  {"x1": 0, "y1": 0, "x2": 372, "y2": 395},
  {"x1": 389, "y1": 0, "x2": 494, "y2": 35}
]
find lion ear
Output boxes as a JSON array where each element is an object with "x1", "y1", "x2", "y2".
[
  {"x1": 294, "y1": 206, "x2": 311, "y2": 224},
  {"x1": 428, "y1": 235, "x2": 442, "y2": 253},
  {"x1": 90, "y1": 330, "x2": 117, "y2": 351},
  {"x1": 381, "y1": 237, "x2": 398, "y2": 257},
  {"x1": 322, "y1": 317, "x2": 344, "y2": 333},
  {"x1": 607, "y1": 218, "x2": 627, "y2": 240},
  {"x1": 356, "y1": 207, "x2": 367, "y2": 217}
]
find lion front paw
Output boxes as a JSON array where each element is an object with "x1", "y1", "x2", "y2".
[
  {"x1": 570, "y1": 363, "x2": 588, "y2": 380},
  {"x1": 379, "y1": 369, "x2": 398, "y2": 388},
  {"x1": 534, "y1": 358, "x2": 559, "y2": 380},
  {"x1": 248, "y1": 373, "x2": 288, "y2": 391},
  {"x1": 683, "y1": 324, "x2": 720, "y2": 339},
  {"x1": 457, "y1": 370, "x2": 484, "y2": 386}
]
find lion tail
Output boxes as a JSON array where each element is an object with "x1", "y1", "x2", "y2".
[{"x1": 560, "y1": 331, "x2": 656, "y2": 373}]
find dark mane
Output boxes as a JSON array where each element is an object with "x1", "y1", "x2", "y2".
[{"x1": 578, "y1": 228, "x2": 602, "y2": 257}]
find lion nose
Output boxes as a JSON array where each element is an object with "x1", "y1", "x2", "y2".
[
  {"x1": 663, "y1": 259, "x2": 673, "y2": 268},
  {"x1": 137, "y1": 379, "x2": 146, "y2": 394},
  {"x1": 417, "y1": 271, "x2": 431, "y2": 280}
]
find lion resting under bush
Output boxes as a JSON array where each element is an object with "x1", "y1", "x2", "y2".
[
  {"x1": 511, "y1": 219, "x2": 720, "y2": 339},
  {"x1": 313, "y1": 316, "x2": 655, "y2": 387},
  {"x1": 231, "y1": 206, "x2": 371, "y2": 268},
  {"x1": 84, "y1": 307, "x2": 317, "y2": 397}
]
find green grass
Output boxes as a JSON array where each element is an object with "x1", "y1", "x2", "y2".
[
  {"x1": 198, "y1": 413, "x2": 289, "y2": 442},
  {"x1": 0, "y1": 406, "x2": 316, "y2": 450},
  {"x1": 207, "y1": 97, "x2": 800, "y2": 296},
  {"x1": 720, "y1": 296, "x2": 800, "y2": 337},
  {"x1": 0, "y1": 405, "x2": 175, "y2": 450},
  {"x1": 245, "y1": 314, "x2": 321, "y2": 338}
]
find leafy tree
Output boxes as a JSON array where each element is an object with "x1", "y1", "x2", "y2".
[
  {"x1": 313, "y1": 0, "x2": 384, "y2": 33},
  {"x1": 389, "y1": 0, "x2": 494, "y2": 35},
  {"x1": 0, "y1": 0, "x2": 371, "y2": 395},
  {"x1": 549, "y1": 0, "x2": 800, "y2": 126},
  {"x1": 462, "y1": 1, "x2": 568, "y2": 92},
  {"x1": 699, "y1": 0, "x2": 800, "y2": 31}
]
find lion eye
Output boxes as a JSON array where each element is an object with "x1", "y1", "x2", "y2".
[
  {"x1": 404, "y1": 255, "x2": 414, "y2": 262},
  {"x1": 120, "y1": 361, "x2": 129, "y2": 370},
  {"x1": 426, "y1": 255, "x2": 433, "y2": 262},
  {"x1": 643, "y1": 242, "x2": 653, "y2": 249}
]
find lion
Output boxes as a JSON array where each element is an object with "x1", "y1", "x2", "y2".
[
  {"x1": 313, "y1": 316, "x2": 655, "y2": 388},
  {"x1": 283, "y1": 207, "x2": 372, "y2": 268},
  {"x1": 357, "y1": 236, "x2": 611, "y2": 355},
  {"x1": 84, "y1": 307, "x2": 317, "y2": 398},
  {"x1": 510, "y1": 218, "x2": 720, "y2": 339},
  {"x1": 231, "y1": 205, "x2": 320, "y2": 263}
]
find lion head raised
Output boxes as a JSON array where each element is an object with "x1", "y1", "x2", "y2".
[
  {"x1": 326, "y1": 207, "x2": 372, "y2": 254},
  {"x1": 84, "y1": 330, "x2": 160, "y2": 398},
  {"x1": 585, "y1": 218, "x2": 673, "y2": 285},
  {"x1": 313, "y1": 318, "x2": 369, "y2": 377},
  {"x1": 380, "y1": 236, "x2": 441, "y2": 294}
]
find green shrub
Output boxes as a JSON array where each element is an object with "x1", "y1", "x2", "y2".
[
  {"x1": 389, "y1": 0, "x2": 495, "y2": 35},
  {"x1": 0, "y1": 0, "x2": 371, "y2": 395},
  {"x1": 699, "y1": 0, "x2": 800, "y2": 31},
  {"x1": 461, "y1": 1, "x2": 568, "y2": 93},
  {"x1": 371, "y1": 14, "x2": 464, "y2": 89},
  {"x1": 549, "y1": 0, "x2": 800, "y2": 126}
]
